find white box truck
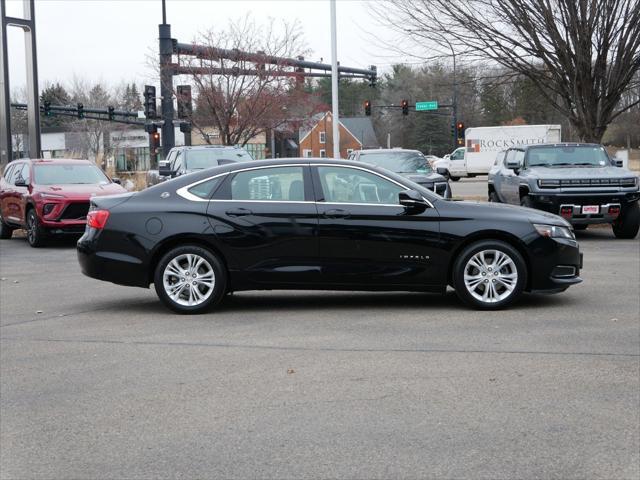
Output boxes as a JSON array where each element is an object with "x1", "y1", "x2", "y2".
[{"x1": 436, "y1": 124, "x2": 562, "y2": 180}]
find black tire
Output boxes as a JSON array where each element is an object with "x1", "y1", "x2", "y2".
[
  {"x1": 450, "y1": 175, "x2": 460, "y2": 182},
  {"x1": 573, "y1": 224, "x2": 588, "y2": 231},
  {"x1": 612, "y1": 201, "x2": 640, "y2": 239},
  {"x1": 153, "y1": 245, "x2": 227, "y2": 314},
  {"x1": 452, "y1": 239, "x2": 527, "y2": 310},
  {"x1": 488, "y1": 191, "x2": 500, "y2": 203},
  {"x1": 520, "y1": 195, "x2": 534, "y2": 208},
  {"x1": 0, "y1": 214, "x2": 13, "y2": 239},
  {"x1": 25, "y1": 208, "x2": 46, "y2": 247}
]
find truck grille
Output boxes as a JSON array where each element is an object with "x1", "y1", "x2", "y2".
[
  {"x1": 539, "y1": 178, "x2": 637, "y2": 188},
  {"x1": 59, "y1": 202, "x2": 90, "y2": 220}
]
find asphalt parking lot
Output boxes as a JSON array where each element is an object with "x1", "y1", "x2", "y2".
[{"x1": 1, "y1": 228, "x2": 639, "y2": 479}]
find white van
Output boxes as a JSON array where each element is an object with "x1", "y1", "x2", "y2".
[{"x1": 435, "y1": 124, "x2": 562, "y2": 180}]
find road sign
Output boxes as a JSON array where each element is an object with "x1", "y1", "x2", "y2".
[{"x1": 415, "y1": 101, "x2": 438, "y2": 111}]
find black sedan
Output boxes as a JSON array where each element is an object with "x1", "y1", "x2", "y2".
[{"x1": 77, "y1": 159, "x2": 582, "y2": 313}]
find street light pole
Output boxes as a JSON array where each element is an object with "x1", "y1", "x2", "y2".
[{"x1": 330, "y1": 0, "x2": 341, "y2": 159}]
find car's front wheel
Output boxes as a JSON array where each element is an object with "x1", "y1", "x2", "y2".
[
  {"x1": 453, "y1": 240, "x2": 527, "y2": 310},
  {"x1": 26, "y1": 209, "x2": 46, "y2": 247},
  {"x1": 612, "y1": 201, "x2": 640, "y2": 239},
  {"x1": 154, "y1": 245, "x2": 227, "y2": 314},
  {"x1": 488, "y1": 191, "x2": 500, "y2": 203}
]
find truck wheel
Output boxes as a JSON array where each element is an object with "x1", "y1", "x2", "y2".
[
  {"x1": 489, "y1": 191, "x2": 500, "y2": 203},
  {"x1": 26, "y1": 209, "x2": 46, "y2": 247},
  {"x1": 0, "y1": 214, "x2": 14, "y2": 239},
  {"x1": 520, "y1": 196, "x2": 534, "y2": 208},
  {"x1": 612, "y1": 201, "x2": 640, "y2": 239},
  {"x1": 450, "y1": 175, "x2": 460, "y2": 182}
]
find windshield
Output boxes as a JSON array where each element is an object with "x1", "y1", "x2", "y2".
[
  {"x1": 186, "y1": 149, "x2": 254, "y2": 170},
  {"x1": 358, "y1": 151, "x2": 433, "y2": 174},
  {"x1": 526, "y1": 146, "x2": 611, "y2": 167},
  {"x1": 34, "y1": 164, "x2": 110, "y2": 185}
]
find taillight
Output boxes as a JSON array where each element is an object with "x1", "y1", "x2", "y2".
[{"x1": 86, "y1": 209, "x2": 110, "y2": 229}]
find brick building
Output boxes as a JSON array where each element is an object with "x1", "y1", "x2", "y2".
[{"x1": 299, "y1": 112, "x2": 379, "y2": 159}]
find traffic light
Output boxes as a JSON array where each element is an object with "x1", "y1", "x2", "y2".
[
  {"x1": 77, "y1": 103, "x2": 84, "y2": 119},
  {"x1": 144, "y1": 85, "x2": 157, "y2": 119},
  {"x1": 450, "y1": 120, "x2": 456, "y2": 137},
  {"x1": 401, "y1": 99, "x2": 409, "y2": 115},
  {"x1": 368, "y1": 65, "x2": 377, "y2": 87},
  {"x1": 456, "y1": 122, "x2": 465, "y2": 139},
  {"x1": 43, "y1": 101, "x2": 51, "y2": 116},
  {"x1": 107, "y1": 106, "x2": 115, "y2": 121},
  {"x1": 179, "y1": 122, "x2": 191, "y2": 133},
  {"x1": 176, "y1": 85, "x2": 192, "y2": 119},
  {"x1": 364, "y1": 100, "x2": 371, "y2": 116},
  {"x1": 144, "y1": 123, "x2": 158, "y2": 134}
]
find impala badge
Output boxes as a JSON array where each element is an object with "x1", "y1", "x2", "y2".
[{"x1": 400, "y1": 255, "x2": 430, "y2": 260}]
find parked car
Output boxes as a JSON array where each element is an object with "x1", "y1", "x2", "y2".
[
  {"x1": 78, "y1": 158, "x2": 582, "y2": 313},
  {"x1": 0, "y1": 159, "x2": 127, "y2": 247},
  {"x1": 347, "y1": 149, "x2": 451, "y2": 198},
  {"x1": 146, "y1": 145, "x2": 254, "y2": 187},
  {"x1": 488, "y1": 143, "x2": 640, "y2": 238}
]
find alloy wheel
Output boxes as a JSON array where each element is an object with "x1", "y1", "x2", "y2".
[
  {"x1": 26, "y1": 211, "x2": 37, "y2": 245},
  {"x1": 162, "y1": 253, "x2": 216, "y2": 307},
  {"x1": 463, "y1": 249, "x2": 518, "y2": 304}
]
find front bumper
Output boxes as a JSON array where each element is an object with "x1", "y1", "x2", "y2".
[
  {"x1": 528, "y1": 191, "x2": 640, "y2": 225},
  {"x1": 527, "y1": 237, "x2": 583, "y2": 292}
]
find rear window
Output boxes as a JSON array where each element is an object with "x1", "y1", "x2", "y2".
[{"x1": 34, "y1": 164, "x2": 110, "y2": 185}]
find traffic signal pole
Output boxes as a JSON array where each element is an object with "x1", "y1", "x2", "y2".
[{"x1": 159, "y1": 21, "x2": 174, "y2": 159}]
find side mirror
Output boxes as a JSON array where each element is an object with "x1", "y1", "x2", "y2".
[
  {"x1": 613, "y1": 158, "x2": 624, "y2": 168},
  {"x1": 506, "y1": 160, "x2": 521, "y2": 171},
  {"x1": 436, "y1": 167, "x2": 448, "y2": 176},
  {"x1": 158, "y1": 162, "x2": 173, "y2": 177},
  {"x1": 111, "y1": 177, "x2": 122, "y2": 185},
  {"x1": 14, "y1": 177, "x2": 28, "y2": 187},
  {"x1": 399, "y1": 189, "x2": 428, "y2": 212}
]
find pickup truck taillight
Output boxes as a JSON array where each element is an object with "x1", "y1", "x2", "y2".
[{"x1": 86, "y1": 210, "x2": 110, "y2": 229}]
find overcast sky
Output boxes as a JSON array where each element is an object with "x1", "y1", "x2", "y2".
[{"x1": 6, "y1": 0, "x2": 406, "y2": 94}]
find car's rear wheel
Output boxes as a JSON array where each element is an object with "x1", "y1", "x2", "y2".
[
  {"x1": 488, "y1": 191, "x2": 500, "y2": 203},
  {"x1": 612, "y1": 201, "x2": 640, "y2": 239},
  {"x1": 453, "y1": 240, "x2": 527, "y2": 310},
  {"x1": 154, "y1": 245, "x2": 227, "y2": 314},
  {"x1": 26, "y1": 208, "x2": 46, "y2": 247},
  {"x1": 0, "y1": 214, "x2": 13, "y2": 239}
]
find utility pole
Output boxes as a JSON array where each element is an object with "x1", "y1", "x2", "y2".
[{"x1": 330, "y1": 0, "x2": 340, "y2": 159}]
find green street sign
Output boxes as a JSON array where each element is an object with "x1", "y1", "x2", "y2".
[{"x1": 415, "y1": 101, "x2": 438, "y2": 111}]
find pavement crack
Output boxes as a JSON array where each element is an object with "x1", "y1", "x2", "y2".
[{"x1": 1, "y1": 336, "x2": 638, "y2": 358}]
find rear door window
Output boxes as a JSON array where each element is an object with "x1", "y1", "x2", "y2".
[{"x1": 230, "y1": 167, "x2": 305, "y2": 201}]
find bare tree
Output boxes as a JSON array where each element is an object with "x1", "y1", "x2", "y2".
[
  {"x1": 179, "y1": 17, "x2": 322, "y2": 146},
  {"x1": 373, "y1": 0, "x2": 640, "y2": 142}
]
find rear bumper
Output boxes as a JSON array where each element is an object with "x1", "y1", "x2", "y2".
[{"x1": 77, "y1": 231, "x2": 149, "y2": 288}]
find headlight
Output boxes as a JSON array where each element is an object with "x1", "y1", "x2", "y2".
[
  {"x1": 39, "y1": 192, "x2": 65, "y2": 199},
  {"x1": 533, "y1": 223, "x2": 575, "y2": 239},
  {"x1": 538, "y1": 179, "x2": 560, "y2": 187}
]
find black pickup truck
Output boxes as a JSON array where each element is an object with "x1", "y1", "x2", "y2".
[
  {"x1": 146, "y1": 145, "x2": 254, "y2": 187},
  {"x1": 488, "y1": 143, "x2": 640, "y2": 239}
]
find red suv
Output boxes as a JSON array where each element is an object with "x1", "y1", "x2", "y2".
[{"x1": 0, "y1": 159, "x2": 126, "y2": 247}]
